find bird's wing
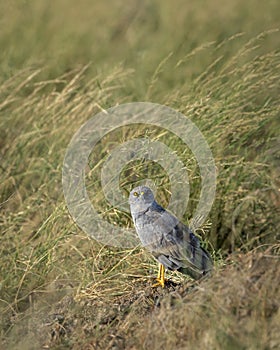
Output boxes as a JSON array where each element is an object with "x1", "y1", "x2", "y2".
[{"x1": 151, "y1": 222, "x2": 213, "y2": 279}]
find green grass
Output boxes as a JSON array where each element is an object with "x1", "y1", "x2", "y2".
[{"x1": 1, "y1": 1, "x2": 280, "y2": 349}]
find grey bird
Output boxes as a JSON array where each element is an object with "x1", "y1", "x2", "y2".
[{"x1": 129, "y1": 185, "x2": 213, "y2": 287}]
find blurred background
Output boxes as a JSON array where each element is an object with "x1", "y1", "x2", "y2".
[{"x1": 1, "y1": 0, "x2": 279, "y2": 87}]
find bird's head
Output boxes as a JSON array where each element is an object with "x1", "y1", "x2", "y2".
[{"x1": 128, "y1": 186, "x2": 155, "y2": 213}]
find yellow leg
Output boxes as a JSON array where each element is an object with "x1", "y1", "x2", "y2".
[{"x1": 152, "y1": 263, "x2": 165, "y2": 288}]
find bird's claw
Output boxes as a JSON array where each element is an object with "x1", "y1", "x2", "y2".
[
  {"x1": 152, "y1": 278, "x2": 165, "y2": 288},
  {"x1": 152, "y1": 263, "x2": 165, "y2": 288}
]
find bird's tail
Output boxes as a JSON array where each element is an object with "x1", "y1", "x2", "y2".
[{"x1": 179, "y1": 246, "x2": 213, "y2": 280}]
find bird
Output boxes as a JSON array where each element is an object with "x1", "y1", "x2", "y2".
[{"x1": 129, "y1": 185, "x2": 213, "y2": 287}]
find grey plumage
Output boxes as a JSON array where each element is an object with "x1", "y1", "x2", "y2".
[{"x1": 129, "y1": 185, "x2": 213, "y2": 280}]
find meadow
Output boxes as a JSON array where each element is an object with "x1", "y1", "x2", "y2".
[{"x1": 0, "y1": 1, "x2": 279, "y2": 349}]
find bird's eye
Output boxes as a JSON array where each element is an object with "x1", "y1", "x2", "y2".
[
  {"x1": 133, "y1": 192, "x2": 139, "y2": 197},
  {"x1": 140, "y1": 191, "x2": 145, "y2": 195}
]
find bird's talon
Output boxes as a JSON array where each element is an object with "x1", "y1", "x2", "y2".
[
  {"x1": 152, "y1": 263, "x2": 165, "y2": 288},
  {"x1": 152, "y1": 278, "x2": 165, "y2": 288}
]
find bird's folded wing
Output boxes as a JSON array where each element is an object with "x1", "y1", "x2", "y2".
[{"x1": 152, "y1": 222, "x2": 213, "y2": 276}]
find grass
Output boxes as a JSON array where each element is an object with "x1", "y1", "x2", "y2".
[{"x1": 0, "y1": 0, "x2": 280, "y2": 349}]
